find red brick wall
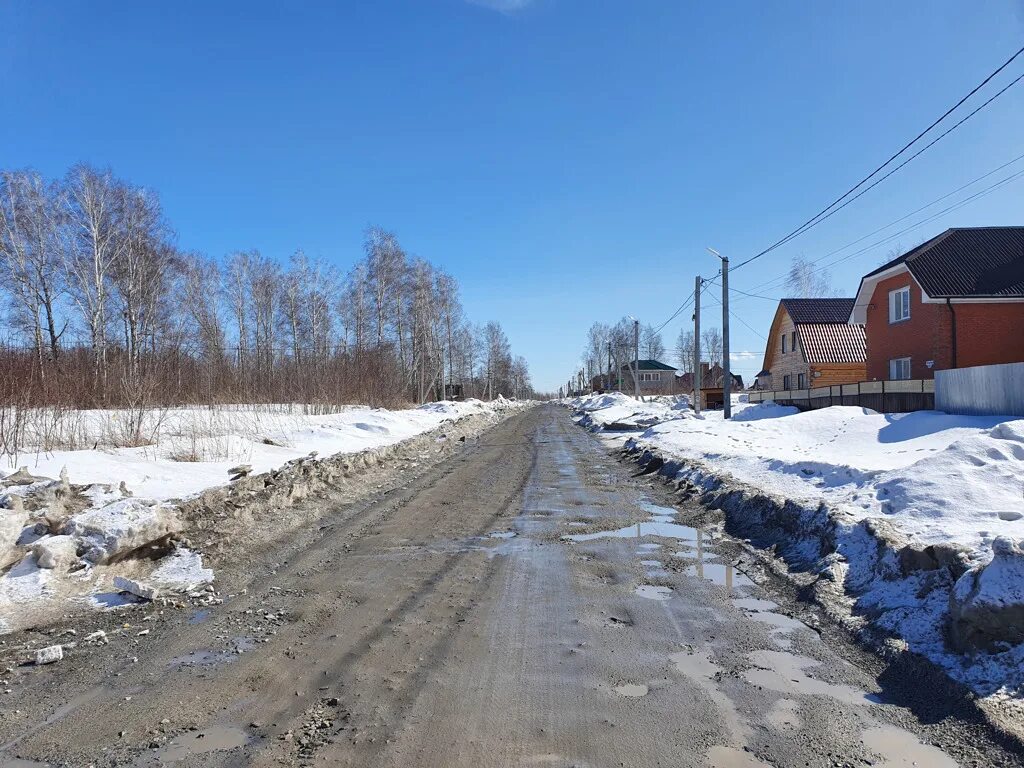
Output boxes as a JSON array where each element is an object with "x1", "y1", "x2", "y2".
[{"x1": 866, "y1": 270, "x2": 1024, "y2": 379}]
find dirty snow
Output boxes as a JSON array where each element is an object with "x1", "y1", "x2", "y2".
[
  {"x1": 570, "y1": 393, "x2": 1021, "y2": 559},
  {"x1": 567, "y1": 392, "x2": 1024, "y2": 702},
  {"x1": 0, "y1": 398, "x2": 524, "y2": 634}
]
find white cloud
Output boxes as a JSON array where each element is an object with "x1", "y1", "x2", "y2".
[
  {"x1": 729, "y1": 350, "x2": 761, "y2": 362},
  {"x1": 465, "y1": 0, "x2": 534, "y2": 12}
]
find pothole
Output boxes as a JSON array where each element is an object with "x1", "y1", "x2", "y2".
[
  {"x1": 157, "y1": 725, "x2": 249, "y2": 762},
  {"x1": 634, "y1": 585, "x2": 672, "y2": 601},
  {"x1": 744, "y1": 650, "x2": 874, "y2": 706},
  {"x1": 860, "y1": 725, "x2": 958, "y2": 767}
]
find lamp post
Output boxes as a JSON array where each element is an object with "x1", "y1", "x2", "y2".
[{"x1": 707, "y1": 248, "x2": 730, "y2": 419}]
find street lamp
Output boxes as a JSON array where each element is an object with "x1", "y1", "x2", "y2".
[{"x1": 706, "y1": 248, "x2": 731, "y2": 419}]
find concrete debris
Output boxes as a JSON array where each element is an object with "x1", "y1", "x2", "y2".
[
  {"x1": 34, "y1": 645, "x2": 63, "y2": 665},
  {"x1": 84, "y1": 630, "x2": 108, "y2": 644},
  {"x1": 113, "y1": 576, "x2": 161, "y2": 601}
]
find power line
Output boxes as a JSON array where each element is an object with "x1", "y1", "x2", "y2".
[
  {"x1": 729, "y1": 45, "x2": 1024, "y2": 273},
  {"x1": 729, "y1": 153, "x2": 1024, "y2": 302}
]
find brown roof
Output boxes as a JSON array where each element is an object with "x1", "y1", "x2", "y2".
[
  {"x1": 798, "y1": 323, "x2": 866, "y2": 364},
  {"x1": 863, "y1": 226, "x2": 1024, "y2": 298},
  {"x1": 780, "y1": 298, "x2": 856, "y2": 324}
]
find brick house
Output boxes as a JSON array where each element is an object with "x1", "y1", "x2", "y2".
[
  {"x1": 760, "y1": 298, "x2": 867, "y2": 390},
  {"x1": 850, "y1": 227, "x2": 1024, "y2": 380}
]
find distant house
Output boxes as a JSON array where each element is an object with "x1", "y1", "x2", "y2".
[
  {"x1": 675, "y1": 363, "x2": 743, "y2": 410},
  {"x1": 850, "y1": 227, "x2": 1024, "y2": 380},
  {"x1": 760, "y1": 298, "x2": 866, "y2": 391},
  {"x1": 618, "y1": 359, "x2": 678, "y2": 395}
]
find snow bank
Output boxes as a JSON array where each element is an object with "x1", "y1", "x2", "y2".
[
  {"x1": 65, "y1": 498, "x2": 181, "y2": 563},
  {"x1": 568, "y1": 393, "x2": 692, "y2": 431},
  {"x1": 570, "y1": 396, "x2": 1024, "y2": 701},
  {"x1": 0, "y1": 398, "x2": 527, "y2": 634}
]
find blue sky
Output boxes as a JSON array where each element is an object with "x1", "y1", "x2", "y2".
[{"x1": 2, "y1": 1, "x2": 1023, "y2": 392}]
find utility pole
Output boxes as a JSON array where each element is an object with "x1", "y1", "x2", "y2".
[
  {"x1": 693, "y1": 276, "x2": 702, "y2": 416},
  {"x1": 628, "y1": 316, "x2": 640, "y2": 400},
  {"x1": 607, "y1": 341, "x2": 612, "y2": 393},
  {"x1": 708, "y1": 248, "x2": 731, "y2": 419}
]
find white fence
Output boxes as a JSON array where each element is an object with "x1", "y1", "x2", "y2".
[{"x1": 935, "y1": 362, "x2": 1024, "y2": 417}]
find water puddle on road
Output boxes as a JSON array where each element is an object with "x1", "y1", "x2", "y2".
[
  {"x1": 566, "y1": 520, "x2": 699, "y2": 543},
  {"x1": 860, "y1": 725, "x2": 958, "y2": 767},
  {"x1": 488, "y1": 531, "x2": 518, "y2": 539},
  {"x1": 156, "y1": 725, "x2": 249, "y2": 763},
  {"x1": 635, "y1": 585, "x2": 673, "y2": 601},
  {"x1": 168, "y1": 650, "x2": 234, "y2": 668},
  {"x1": 686, "y1": 562, "x2": 753, "y2": 591},
  {"x1": 744, "y1": 650, "x2": 874, "y2": 706},
  {"x1": 613, "y1": 683, "x2": 649, "y2": 697}
]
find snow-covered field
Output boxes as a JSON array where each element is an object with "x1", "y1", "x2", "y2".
[
  {"x1": 2, "y1": 399, "x2": 514, "y2": 503},
  {"x1": 566, "y1": 392, "x2": 1024, "y2": 703},
  {"x1": 0, "y1": 398, "x2": 524, "y2": 635}
]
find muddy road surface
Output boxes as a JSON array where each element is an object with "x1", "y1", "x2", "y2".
[{"x1": 1, "y1": 404, "x2": 1020, "y2": 767}]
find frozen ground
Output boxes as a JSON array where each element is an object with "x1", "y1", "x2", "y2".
[
  {"x1": 0, "y1": 398, "x2": 525, "y2": 634},
  {"x1": 567, "y1": 392, "x2": 1024, "y2": 704}
]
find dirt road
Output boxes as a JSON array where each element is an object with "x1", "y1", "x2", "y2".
[{"x1": 1, "y1": 404, "x2": 1020, "y2": 767}]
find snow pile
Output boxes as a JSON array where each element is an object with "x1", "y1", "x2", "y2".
[
  {"x1": 0, "y1": 398, "x2": 525, "y2": 634},
  {"x1": 578, "y1": 397, "x2": 1024, "y2": 699},
  {"x1": 568, "y1": 392, "x2": 692, "y2": 431},
  {"x1": 65, "y1": 498, "x2": 181, "y2": 563}
]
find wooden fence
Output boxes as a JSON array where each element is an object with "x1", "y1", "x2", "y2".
[{"x1": 748, "y1": 379, "x2": 935, "y2": 414}]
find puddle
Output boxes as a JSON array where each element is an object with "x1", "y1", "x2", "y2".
[
  {"x1": 169, "y1": 650, "x2": 234, "y2": 668},
  {"x1": 670, "y1": 649, "x2": 747, "y2": 747},
  {"x1": 613, "y1": 683, "x2": 649, "y2": 697},
  {"x1": 488, "y1": 531, "x2": 517, "y2": 539},
  {"x1": 0, "y1": 758, "x2": 50, "y2": 767},
  {"x1": 188, "y1": 609, "x2": 212, "y2": 625},
  {"x1": 732, "y1": 598, "x2": 778, "y2": 612},
  {"x1": 157, "y1": 725, "x2": 248, "y2": 762},
  {"x1": 766, "y1": 698, "x2": 802, "y2": 730},
  {"x1": 637, "y1": 543, "x2": 662, "y2": 552},
  {"x1": 686, "y1": 562, "x2": 753, "y2": 591},
  {"x1": 634, "y1": 585, "x2": 672, "y2": 601},
  {"x1": 707, "y1": 745, "x2": 771, "y2": 767},
  {"x1": 638, "y1": 499, "x2": 677, "y2": 519},
  {"x1": 669, "y1": 649, "x2": 721, "y2": 680},
  {"x1": 567, "y1": 521, "x2": 699, "y2": 543},
  {"x1": 639, "y1": 560, "x2": 661, "y2": 567},
  {"x1": 860, "y1": 725, "x2": 958, "y2": 767},
  {"x1": 744, "y1": 650, "x2": 873, "y2": 706}
]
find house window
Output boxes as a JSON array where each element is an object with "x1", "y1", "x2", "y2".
[
  {"x1": 889, "y1": 286, "x2": 911, "y2": 323},
  {"x1": 782, "y1": 335, "x2": 787, "y2": 354},
  {"x1": 797, "y1": 373, "x2": 807, "y2": 389},
  {"x1": 783, "y1": 374, "x2": 792, "y2": 390},
  {"x1": 791, "y1": 331, "x2": 797, "y2": 352},
  {"x1": 889, "y1": 357, "x2": 912, "y2": 380},
  {"x1": 639, "y1": 372, "x2": 661, "y2": 382}
]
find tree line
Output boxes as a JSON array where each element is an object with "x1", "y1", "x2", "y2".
[
  {"x1": 0, "y1": 165, "x2": 536, "y2": 411},
  {"x1": 579, "y1": 318, "x2": 726, "y2": 387}
]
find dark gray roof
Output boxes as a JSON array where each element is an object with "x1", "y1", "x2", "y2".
[
  {"x1": 619, "y1": 359, "x2": 678, "y2": 372},
  {"x1": 865, "y1": 227, "x2": 1024, "y2": 298},
  {"x1": 780, "y1": 298, "x2": 856, "y2": 324}
]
